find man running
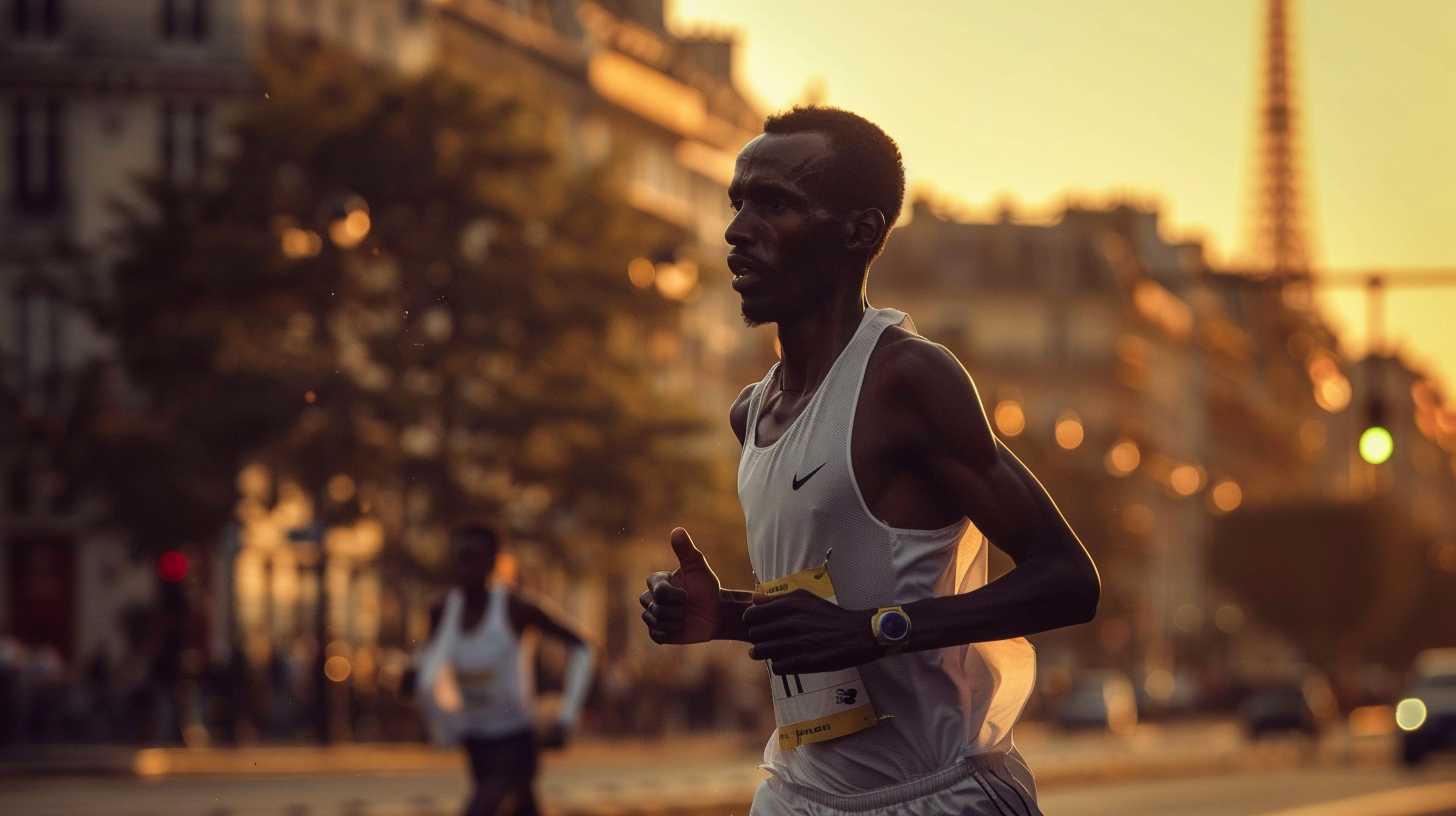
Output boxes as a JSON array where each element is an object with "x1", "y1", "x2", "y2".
[
  {"x1": 639, "y1": 107, "x2": 1099, "y2": 815},
  {"x1": 415, "y1": 523, "x2": 594, "y2": 816}
]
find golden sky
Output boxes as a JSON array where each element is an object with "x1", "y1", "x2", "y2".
[{"x1": 672, "y1": 0, "x2": 1456, "y2": 390}]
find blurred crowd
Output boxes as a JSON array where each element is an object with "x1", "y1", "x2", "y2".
[{"x1": 0, "y1": 627, "x2": 775, "y2": 748}]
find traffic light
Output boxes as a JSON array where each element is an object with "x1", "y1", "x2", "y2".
[
  {"x1": 157, "y1": 549, "x2": 189, "y2": 583},
  {"x1": 1359, "y1": 395, "x2": 1394, "y2": 465},
  {"x1": 156, "y1": 549, "x2": 190, "y2": 691}
]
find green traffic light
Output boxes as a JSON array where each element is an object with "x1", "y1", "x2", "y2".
[{"x1": 1359, "y1": 426, "x2": 1394, "y2": 464}]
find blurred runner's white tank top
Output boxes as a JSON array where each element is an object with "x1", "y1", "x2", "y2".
[
  {"x1": 737, "y1": 306, "x2": 1036, "y2": 796},
  {"x1": 443, "y1": 585, "x2": 534, "y2": 738}
]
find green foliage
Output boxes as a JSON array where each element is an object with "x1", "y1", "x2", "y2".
[{"x1": 83, "y1": 46, "x2": 710, "y2": 571}]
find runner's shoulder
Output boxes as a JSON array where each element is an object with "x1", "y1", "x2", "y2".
[
  {"x1": 505, "y1": 588, "x2": 555, "y2": 625},
  {"x1": 870, "y1": 327, "x2": 972, "y2": 400},
  {"x1": 869, "y1": 328, "x2": 995, "y2": 456},
  {"x1": 507, "y1": 589, "x2": 587, "y2": 644},
  {"x1": 730, "y1": 382, "x2": 757, "y2": 444}
]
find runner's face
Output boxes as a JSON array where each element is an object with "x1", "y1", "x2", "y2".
[
  {"x1": 453, "y1": 538, "x2": 497, "y2": 588},
  {"x1": 725, "y1": 132, "x2": 842, "y2": 326}
]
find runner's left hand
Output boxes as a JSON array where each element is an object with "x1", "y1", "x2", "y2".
[
  {"x1": 537, "y1": 721, "x2": 568, "y2": 750},
  {"x1": 742, "y1": 590, "x2": 881, "y2": 674}
]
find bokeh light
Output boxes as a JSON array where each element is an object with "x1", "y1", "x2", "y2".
[
  {"x1": 1105, "y1": 439, "x2": 1140, "y2": 476},
  {"x1": 324, "y1": 655, "x2": 352, "y2": 683},
  {"x1": 1170, "y1": 464, "x2": 1204, "y2": 496},
  {"x1": 1211, "y1": 479, "x2": 1243, "y2": 512},
  {"x1": 329, "y1": 209, "x2": 371, "y2": 248},
  {"x1": 1359, "y1": 426, "x2": 1395, "y2": 464},
  {"x1": 1170, "y1": 466, "x2": 1205, "y2": 498},
  {"x1": 1144, "y1": 668, "x2": 1175, "y2": 701},
  {"x1": 459, "y1": 218, "x2": 498, "y2": 262},
  {"x1": 281, "y1": 227, "x2": 323, "y2": 258},
  {"x1": 1314, "y1": 376, "x2": 1352, "y2": 412},
  {"x1": 1054, "y1": 413, "x2": 1084, "y2": 450},
  {"x1": 993, "y1": 400, "x2": 1025, "y2": 437},
  {"x1": 627, "y1": 257, "x2": 656, "y2": 288},
  {"x1": 326, "y1": 474, "x2": 356, "y2": 503},
  {"x1": 1395, "y1": 697, "x2": 1427, "y2": 732},
  {"x1": 654, "y1": 260, "x2": 699, "y2": 300}
]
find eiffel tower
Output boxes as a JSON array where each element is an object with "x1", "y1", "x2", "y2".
[{"x1": 1246, "y1": 0, "x2": 1314, "y2": 277}]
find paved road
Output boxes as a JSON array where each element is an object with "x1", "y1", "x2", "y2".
[
  {"x1": 4, "y1": 756, "x2": 1455, "y2": 816},
  {"x1": 1037, "y1": 759, "x2": 1456, "y2": 816}
]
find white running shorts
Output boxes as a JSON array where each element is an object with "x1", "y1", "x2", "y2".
[{"x1": 749, "y1": 749, "x2": 1040, "y2": 816}]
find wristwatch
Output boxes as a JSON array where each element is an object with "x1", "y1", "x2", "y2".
[{"x1": 870, "y1": 606, "x2": 912, "y2": 653}]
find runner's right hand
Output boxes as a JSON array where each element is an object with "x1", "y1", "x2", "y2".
[{"x1": 640, "y1": 527, "x2": 722, "y2": 644}]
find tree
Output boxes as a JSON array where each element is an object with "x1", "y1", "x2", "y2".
[
  {"x1": 1209, "y1": 496, "x2": 1431, "y2": 676},
  {"x1": 81, "y1": 44, "x2": 712, "y2": 577}
]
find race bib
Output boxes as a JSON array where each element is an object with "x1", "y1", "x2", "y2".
[{"x1": 757, "y1": 563, "x2": 878, "y2": 750}]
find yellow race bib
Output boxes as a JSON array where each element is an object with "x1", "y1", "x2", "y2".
[{"x1": 757, "y1": 563, "x2": 879, "y2": 750}]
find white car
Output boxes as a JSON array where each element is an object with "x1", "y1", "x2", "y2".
[{"x1": 1398, "y1": 648, "x2": 1456, "y2": 767}]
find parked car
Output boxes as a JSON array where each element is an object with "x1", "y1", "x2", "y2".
[
  {"x1": 1398, "y1": 648, "x2": 1456, "y2": 767},
  {"x1": 1056, "y1": 670, "x2": 1138, "y2": 734},
  {"x1": 1240, "y1": 673, "x2": 1338, "y2": 740}
]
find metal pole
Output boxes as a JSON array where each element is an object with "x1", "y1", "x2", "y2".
[{"x1": 1366, "y1": 275, "x2": 1386, "y2": 355}]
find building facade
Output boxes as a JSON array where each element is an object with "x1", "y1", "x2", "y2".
[
  {"x1": 2, "y1": 0, "x2": 767, "y2": 709},
  {"x1": 873, "y1": 195, "x2": 1456, "y2": 688}
]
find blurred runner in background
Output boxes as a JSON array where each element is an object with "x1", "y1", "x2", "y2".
[{"x1": 414, "y1": 523, "x2": 594, "y2": 816}]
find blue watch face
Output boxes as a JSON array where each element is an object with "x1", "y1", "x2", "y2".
[{"x1": 880, "y1": 611, "x2": 909, "y2": 641}]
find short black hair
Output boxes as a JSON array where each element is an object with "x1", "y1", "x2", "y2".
[
  {"x1": 762, "y1": 105, "x2": 905, "y2": 258},
  {"x1": 451, "y1": 522, "x2": 499, "y2": 553}
]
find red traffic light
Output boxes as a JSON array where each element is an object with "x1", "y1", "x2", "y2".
[{"x1": 158, "y1": 550, "x2": 189, "y2": 583}]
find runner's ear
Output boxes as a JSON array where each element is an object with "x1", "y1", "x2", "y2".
[{"x1": 845, "y1": 208, "x2": 886, "y2": 254}]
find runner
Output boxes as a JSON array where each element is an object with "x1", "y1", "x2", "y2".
[
  {"x1": 640, "y1": 106, "x2": 1100, "y2": 815},
  {"x1": 415, "y1": 523, "x2": 593, "y2": 816}
]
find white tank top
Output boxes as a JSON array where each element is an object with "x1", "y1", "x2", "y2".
[
  {"x1": 737, "y1": 306, "x2": 1036, "y2": 796},
  {"x1": 442, "y1": 585, "x2": 534, "y2": 738}
]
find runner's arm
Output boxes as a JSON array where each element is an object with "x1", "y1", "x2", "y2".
[
  {"x1": 891, "y1": 342, "x2": 1100, "y2": 650},
  {"x1": 511, "y1": 593, "x2": 594, "y2": 729},
  {"x1": 400, "y1": 600, "x2": 446, "y2": 696}
]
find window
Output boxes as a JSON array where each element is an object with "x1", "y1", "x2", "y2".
[
  {"x1": 160, "y1": 101, "x2": 210, "y2": 183},
  {"x1": 11, "y1": 97, "x2": 64, "y2": 215},
  {"x1": 15, "y1": 286, "x2": 63, "y2": 396},
  {"x1": 13, "y1": 0, "x2": 63, "y2": 38},
  {"x1": 161, "y1": 0, "x2": 209, "y2": 42}
]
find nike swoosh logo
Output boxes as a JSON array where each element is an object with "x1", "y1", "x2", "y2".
[{"x1": 792, "y1": 463, "x2": 827, "y2": 491}]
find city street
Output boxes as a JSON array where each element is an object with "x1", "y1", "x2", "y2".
[
  {"x1": 3, "y1": 727, "x2": 1454, "y2": 816},
  {"x1": 1038, "y1": 763, "x2": 1456, "y2": 816},
  {"x1": 3, "y1": 755, "x2": 1454, "y2": 815}
]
